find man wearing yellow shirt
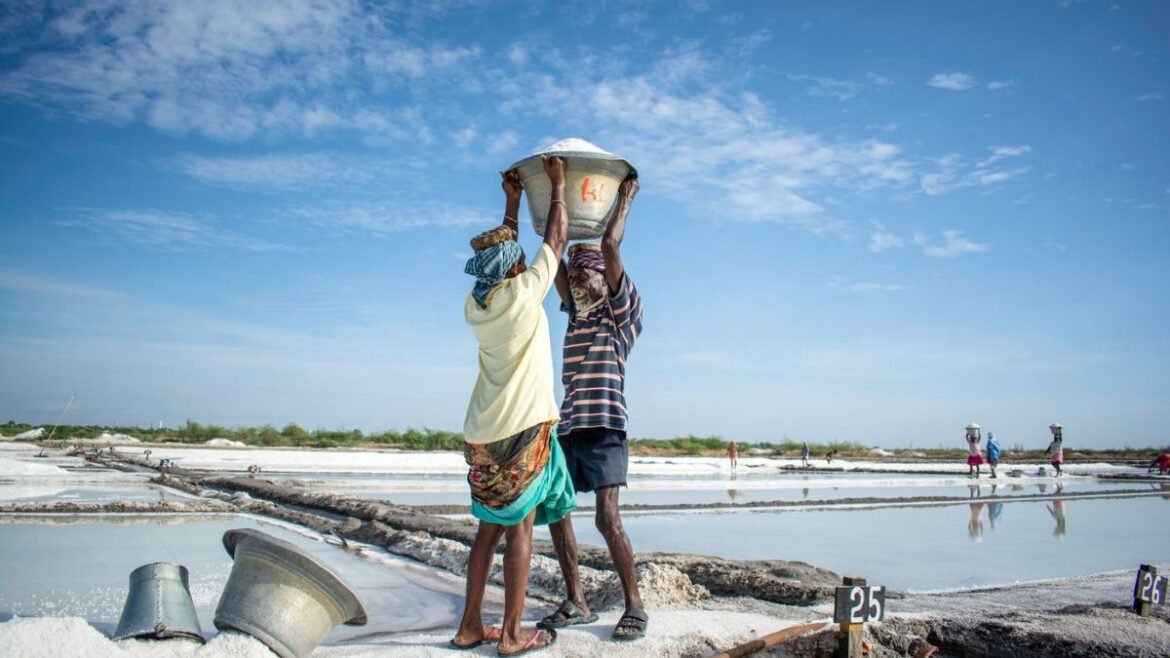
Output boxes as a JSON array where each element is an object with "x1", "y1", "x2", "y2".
[{"x1": 451, "y1": 156, "x2": 573, "y2": 656}]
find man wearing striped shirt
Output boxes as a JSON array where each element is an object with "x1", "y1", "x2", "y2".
[{"x1": 538, "y1": 175, "x2": 648, "y2": 641}]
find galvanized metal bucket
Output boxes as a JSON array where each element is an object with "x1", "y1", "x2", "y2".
[
  {"x1": 113, "y1": 562, "x2": 205, "y2": 643},
  {"x1": 214, "y1": 528, "x2": 367, "y2": 658},
  {"x1": 508, "y1": 138, "x2": 637, "y2": 240}
]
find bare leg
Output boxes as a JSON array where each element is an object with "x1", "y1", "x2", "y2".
[
  {"x1": 498, "y1": 509, "x2": 549, "y2": 654},
  {"x1": 595, "y1": 486, "x2": 644, "y2": 614},
  {"x1": 453, "y1": 521, "x2": 504, "y2": 646},
  {"x1": 548, "y1": 515, "x2": 591, "y2": 616}
]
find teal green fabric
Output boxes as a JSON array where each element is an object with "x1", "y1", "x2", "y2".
[{"x1": 471, "y1": 430, "x2": 577, "y2": 527}]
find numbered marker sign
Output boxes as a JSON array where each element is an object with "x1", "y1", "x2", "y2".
[
  {"x1": 1134, "y1": 566, "x2": 1167, "y2": 607},
  {"x1": 834, "y1": 585, "x2": 886, "y2": 623}
]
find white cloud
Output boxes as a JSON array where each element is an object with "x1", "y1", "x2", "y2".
[
  {"x1": 486, "y1": 130, "x2": 520, "y2": 155},
  {"x1": 1120, "y1": 162, "x2": 1135, "y2": 171},
  {"x1": 913, "y1": 230, "x2": 988, "y2": 258},
  {"x1": 452, "y1": 126, "x2": 477, "y2": 148},
  {"x1": 866, "y1": 72, "x2": 893, "y2": 86},
  {"x1": 831, "y1": 279, "x2": 903, "y2": 293},
  {"x1": 927, "y1": 72, "x2": 976, "y2": 91},
  {"x1": 0, "y1": 2, "x2": 480, "y2": 141},
  {"x1": 286, "y1": 201, "x2": 485, "y2": 235},
  {"x1": 987, "y1": 80, "x2": 1013, "y2": 91},
  {"x1": 57, "y1": 208, "x2": 293, "y2": 251},
  {"x1": 922, "y1": 149, "x2": 1029, "y2": 196},
  {"x1": 868, "y1": 222, "x2": 905, "y2": 252},
  {"x1": 173, "y1": 153, "x2": 414, "y2": 190},
  {"x1": 1135, "y1": 92, "x2": 1163, "y2": 102},
  {"x1": 731, "y1": 29, "x2": 772, "y2": 54},
  {"x1": 787, "y1": 74, "x2": 864, "y2": 101},
  {"x1": 507, "y1": 44, "x2": 527, "y2": 66},
  {"x1": 978, "y1": 145, "x2": 1031, "y2": 167},
  {"x1": 501, "y1": 71, "x2": 921, "y2": 232}
]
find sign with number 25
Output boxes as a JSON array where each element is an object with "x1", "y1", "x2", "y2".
[{"x1": 834, "y1": 585, "x2": 886, "y2": 623}]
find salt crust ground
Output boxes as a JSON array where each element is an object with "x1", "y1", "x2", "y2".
[{"x1": 2, "y1": 440, "x2": 1168, "y2": 656}]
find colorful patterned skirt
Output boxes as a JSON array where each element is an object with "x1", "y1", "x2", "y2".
[{"x1": 464, "y1": 421, "x2": 576, "y2": 527}]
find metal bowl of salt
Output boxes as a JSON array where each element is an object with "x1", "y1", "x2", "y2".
[{"x1": 508, "y1": 138, "x2": 637, "y2": 240}]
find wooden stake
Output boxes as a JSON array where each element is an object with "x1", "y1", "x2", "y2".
[{"x1": 708, "y1": 620, "x2": 830, "y2": 658}]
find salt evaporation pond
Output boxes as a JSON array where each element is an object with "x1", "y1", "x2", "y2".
[
  {"x1": 269, "y1": 470, "x2": 1153, "y2": 507},
  {"x1": 0, "y1": 515, "x2": 475, "y2": 644},
  {"x1": 533, "y1": 493, "x2": 1170, "y2": 591}
]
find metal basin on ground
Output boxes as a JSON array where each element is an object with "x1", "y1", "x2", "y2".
[
  {"x1": 214, "y1": 528, "x2": 367, "y2": 658},
  {"x1": 113, "y1": 561, "x2": 204, "y2": 643}
]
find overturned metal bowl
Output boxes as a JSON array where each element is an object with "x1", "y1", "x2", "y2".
[
  {"x1": 508, "y1": 138, "x2": 637, "y2": 240},
  {"x1": 214, "y1": 528, "x2": 367, "y2": 658},
  {"x1": 113, "y1": 562, "x2": 204, "y2": 643}
]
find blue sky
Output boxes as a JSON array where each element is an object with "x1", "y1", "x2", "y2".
[{"x1": 1, "y1": 1, "x2": 1167, "y2": 449}]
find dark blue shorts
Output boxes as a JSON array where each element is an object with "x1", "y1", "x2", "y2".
[{"x1": 559, "y1": 427, "x2": 628, "y2": 492}]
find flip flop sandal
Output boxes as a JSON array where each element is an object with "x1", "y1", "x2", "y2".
[
  {"x1": 611, "y1": 611, "x2": 648, "y2": 641},
  {"x1": 449, "y1": 625, "x2": 502, "y2": 650},
  {"x1": 537, "y1": 600, "x2": 599, "y2": 629},
  {"x1": 498, "y1": 628, "x2": 556, "y2": 657}
]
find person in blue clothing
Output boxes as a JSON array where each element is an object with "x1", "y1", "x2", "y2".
[{"x1": 985, "y1": 432, "x2": 1003, "y2": 479}]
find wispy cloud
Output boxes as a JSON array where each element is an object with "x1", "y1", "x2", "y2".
[
  {"x1": 1135, "y1": 92, "x2": 1163, "y2": 102},
  {"x1": 0, "y1": 3, "x2": 470, "y2": 141},
  {"x1": 57, "y1": 208, "x2": 294, "y2": 251},
  {"x1": 978, "y1": 145, "x2": 1031, "y2": 167},
  {"x1": 927, "y1": 72, "x2": 976, "y2": 91},
  {"x1": 987, "y1": 80, "x2": 1013, "y2": 91},
  {"x1": 868, "y1": 221, "x2": 905, "y2": 252},
  {"x1": 921, "y1": 148, "x2": 1029, "y2": 196},
  {"x1": 913, "y1": 230, "x2": 989, "y2": 258},
  {"x1": 787, "y1": 72, "x2": 892, "y2": 100},
  {"x1": 2, "y1": 4, "x2": 1022, "y2": 238},
  {"x1": 285, "y1": 201, "x2": 485, "y2": 235},
  {"x1": 172, "y1": 153, "x2": 426, "y2": 192},
  {"x1": 831, "y1": 278, "x2": 903, "y2": 293},
  {"x1": 0, "y1": 269, "x2": 130, "y2": 301}
]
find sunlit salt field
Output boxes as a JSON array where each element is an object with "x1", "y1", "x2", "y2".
[
  {"x1": 534, "y1": 494, "x2": 1170, "y2": 591},
  {"x1": 0, "y1": 515, "x2": 474, "y2": 643},
  {"x1": 4, "y1": 443, "x2": 1166, "y2": 610}
]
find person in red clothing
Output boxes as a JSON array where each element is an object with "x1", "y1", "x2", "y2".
[{"x1": 1149, "y1": 453, "x2": 1170, "y2": 475}]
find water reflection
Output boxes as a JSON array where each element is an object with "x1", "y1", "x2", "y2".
[
  {"x1": 727, "y1": 472, "x2": 739, "y2": 502},
  {"x1": 1047, "y1": 499, "x2": 1067, "y2": 538},
  {"x1": 967, "y1": 501, "x2": 985, "y2": 542},
  {"x1": 988, "y1": 499, "x2": 1004, "y2": 531}
]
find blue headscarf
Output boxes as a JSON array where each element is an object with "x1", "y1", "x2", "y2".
[{"x1": 465, "y1": 241, "x2": 522, "y2": 308}]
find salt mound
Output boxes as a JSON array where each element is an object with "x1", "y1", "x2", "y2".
[
  {"x1": 637, "y1": 563, "x2": 710, "y2": 607},
  {"x1": 11, "y1": 428, "x2": 45, "y2": 440},
  {"x1": 205, "y1": 438, "x2": 246, "y2": 448}
]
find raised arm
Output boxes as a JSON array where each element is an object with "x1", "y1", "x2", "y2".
[
  {"x1": 554, "y1": 257, "x2": 571, "y2": 307},
  {"x1": 541, "y1": 155, "x2": 569, "y2": 262},
  {"x1": 501, "y1": 169, "x2": 522, "y2": 234},
  {"x1": 602, "y1": 174, "x2": 638, "y2": 294}
]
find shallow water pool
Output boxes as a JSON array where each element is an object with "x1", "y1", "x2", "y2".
[
  {"x1": 0, "y1": 515, "x2": 474, "y2": 643},
  {"x1": 535, "y1": 493, "x2": 1170, "y2": 591}
]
